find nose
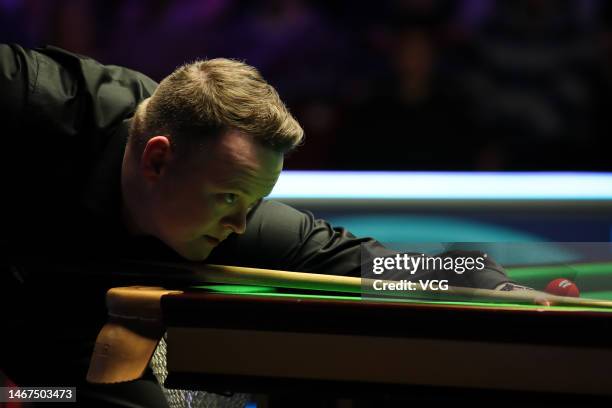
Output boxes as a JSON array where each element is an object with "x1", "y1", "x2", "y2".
[{"x1": 221, "y1": 208, "x2": 248, "y2": 235}]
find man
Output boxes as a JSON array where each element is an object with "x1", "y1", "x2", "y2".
[{"x1": 0, "y1": 44, "x2": 518, "y2": 407}]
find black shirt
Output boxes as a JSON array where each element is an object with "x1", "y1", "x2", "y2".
[
  {"x1": 0, "y1": 43, "x2": 510, "y2": 285},
  {"x1": 0, "y1": 44, "x2": 509, "y2": 384}
]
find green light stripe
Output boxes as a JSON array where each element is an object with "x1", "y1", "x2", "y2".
[
  {"x1": 192, "y1": 285, "x2": 278, "y2": 294},
  {"x1": 582, "y1": 291, "x2": 612, "y2": 300},
  {"x1": 507, "y1": 262, "x2": 612, "y2": 280},
  {"x1": 205, "y1": 290, "x2": 611, "y2": 312}
]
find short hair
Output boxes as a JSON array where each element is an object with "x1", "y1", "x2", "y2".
[{"x1": 129, "y1": 58, "x2": 304, "y2": 156}]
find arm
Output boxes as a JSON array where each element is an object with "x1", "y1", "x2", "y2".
[{"x1": 208, "y1": 200, "x2": 512, "y2": 289}]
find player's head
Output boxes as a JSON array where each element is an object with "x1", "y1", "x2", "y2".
[
  {"x1": 129, "y1": 58, "x2": 303, "y2": 158},
  {"x1": 122, "y1": 58, "x2": 304, "y2": 261}
]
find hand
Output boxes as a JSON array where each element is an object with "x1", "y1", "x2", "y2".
[
  {"x1": 494, "y1": 282, "x2": 535, "y2": 291},
  {"x1": 495, "y1": 282, "x2": 554, "y2": 306}
]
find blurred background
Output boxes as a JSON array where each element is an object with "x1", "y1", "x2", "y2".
[{"x1": 1, "y1": 0, "x2": 612, "y2": 171}]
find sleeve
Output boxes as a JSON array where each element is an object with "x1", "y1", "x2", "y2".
[
  {"x1": 0, "y1": 44, "x2": 31, "y2": 130},
  {"x1": 208, "y1": 200, "x2": 511, "y2": 289},
  {"x1": 0, "y1": 43, "x2": 157, "y2": 143}
]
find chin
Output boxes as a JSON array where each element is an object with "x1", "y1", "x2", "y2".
[
  {"x1": 181, "y1": 247, "x2": 212, "y2": 262},
  {"x1": 167, "y1": 242, "x2": 211, "y2": 262}
]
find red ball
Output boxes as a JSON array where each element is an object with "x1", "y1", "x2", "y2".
[{"x1": 545, "y1": 278, "x2": 580, "y2": 297}]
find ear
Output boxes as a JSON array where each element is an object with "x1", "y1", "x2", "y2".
[{"x1": 140, "y1": 136, "x2": 173, "y2": 181}]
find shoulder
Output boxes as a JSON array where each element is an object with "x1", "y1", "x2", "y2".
[
  {"x1": 0, "y1": 44, "x2": 38, "y2": 111},
  {"x1": 207, "y1": 200, "x2": 313, "y2": 269}
]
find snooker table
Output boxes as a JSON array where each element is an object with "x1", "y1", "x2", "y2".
[{"x1": 88, "y1": 262, "x2": 612, "y2": 407}]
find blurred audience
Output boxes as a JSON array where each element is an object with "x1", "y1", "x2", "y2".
[
  {"x1": 457, "y1": 0, "x2": 607, "y2": 169},
  {"x1": 1, "y1": 0, "x2": 610, "y2": 171}
]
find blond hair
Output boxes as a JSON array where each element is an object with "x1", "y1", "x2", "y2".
[{"x1": 129, "y1": 58, "x2": 303, "y2": 155}]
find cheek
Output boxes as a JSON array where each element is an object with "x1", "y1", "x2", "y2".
[
  {"x1": 177, "y1": 200, "x2": 216, "y2": 230},
  {"x1": 156, "y1": 192, "x2": 216, "y2": 233}
]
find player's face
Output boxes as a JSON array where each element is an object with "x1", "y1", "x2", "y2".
[{"x1": 150, "y1": 130, "x2": 283, "y2": 261}]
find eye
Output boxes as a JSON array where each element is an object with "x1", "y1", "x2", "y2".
[{"x1": 222, "y1": 193, "x2": 237, "y2": 205}]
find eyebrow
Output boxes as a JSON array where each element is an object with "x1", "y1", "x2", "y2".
[
  {"x1": 223, "y1": 181, "x2": 269, "y2": 199},
  {"x1": 227, "y1": 184, "x2": 251, "y2": 197},
  {"x1": 215, "y1": 166, "x2": 280, "y2": 198},
  {"x1": 225, "y1": 175, "x2": 278, "y2": 198}
]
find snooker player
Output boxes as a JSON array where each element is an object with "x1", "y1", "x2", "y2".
[{"x1": 0, "y1": 44, "x2": 524, "y2": 407}]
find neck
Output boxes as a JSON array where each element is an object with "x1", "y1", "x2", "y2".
[
  {"x1": 120, "y1": 197, "x2": 146, "y2": 236},
  {"x1": 120, "y1": 150, "x2": 149, "y2": 236}
]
